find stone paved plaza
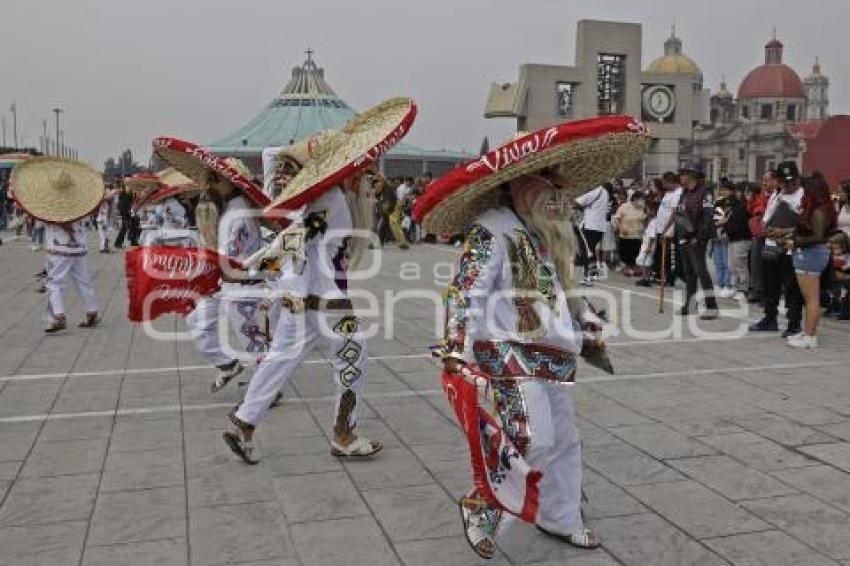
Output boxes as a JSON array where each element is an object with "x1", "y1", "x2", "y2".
[{"x1": 1, "y1": 234, "x2": 850, "y2": 566}]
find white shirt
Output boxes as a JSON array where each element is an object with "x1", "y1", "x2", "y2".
[
  {"x1": 763, "y1": 187, "x2": 803, "y2": 247},
  {"x1": 219, "y1": 196, "x2": 262, "y2": 262},
  {"x1": 656, "y1": 187, "x2": 683, "y2": 237},
  {"x1": 160, "y1": 197, "x2": 187, "y2": 230},
  {"x1": 642, "y1": 218, "x2": 657, "y2": 249},
  {"x1": 396, "y1": 183, "x2": 411, "y2": 203},
  {"x1": 45, "y1": 221, "x2": 88, "y2": 257},
  {"x1": 575, "y1": 186, "x2": 609, "y2": 232},
  {"x1": 272, "y1": 187, "x2": 353, "y2": 301},
  {"x1": 763, "y1": 188, "x2": 804, "y2": 224},
  {"x1": 838, "y1": 206, "x2": 850, "y2": 237}
]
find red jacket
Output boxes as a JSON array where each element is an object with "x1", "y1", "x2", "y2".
[{"x1": 747, "y1": 191, "x2": 770, "y2": 238}]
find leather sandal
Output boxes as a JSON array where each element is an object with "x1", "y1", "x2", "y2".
[
  {"x1": 45, "y1": 318, "x2": 67, "y2": 333},
  {"x1": 330, "y1": 436, "x2": 382, "y2": 458},
  {"x1": 222, "y1": 413, "x2": 258, "y2": 465},
  {"x1": 536, "y1": 525, "x2": 601, "y2": 549},
  {"x1": 459, "y1": 496, "x2": 497, "y2": 560},
  {"x1": 78, "y1": 313, "x2": 99, "y2": 328}
]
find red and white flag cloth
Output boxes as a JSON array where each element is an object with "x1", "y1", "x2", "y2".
[
  {"x1": 441, "y1": 369, "x2": 541, "y2": 523},
  {"x1": 125, "y1": 246, "x2": 236, "y2": 322}
]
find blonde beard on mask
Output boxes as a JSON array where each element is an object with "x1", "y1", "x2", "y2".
[
  {"x1": 514, "y1": 188, "x2": 581, "y2": 314},
  {"x1": 195, "y1": 199, "x2": 220, "y2": 250},
  {"x1": 343, "y1": 176, "x2": 375, "y2": 271}
]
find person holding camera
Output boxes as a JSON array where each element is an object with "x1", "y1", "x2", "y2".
[{"x1": 749, "y1": 161, "x2": 804, "y2": 337}]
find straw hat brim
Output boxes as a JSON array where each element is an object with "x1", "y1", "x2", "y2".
[
  {"x1": 413, "y1": 116, "x2": 652, "y2": 234},
  {"x1": 10, "y1": 157, "x2": 104, "y2": 224},
  {"x1": 152, "y1": 137, "x2": 269, "y2": 207},
  {"x1": 145, "y1": 184, "x2": 201, "y2": 206},
  {"x1": 264, "y1": 97, "x2": 417, "y2": 215},
  {"x1": 156, "y1": 167, "x2": 197, "y2": 189}
]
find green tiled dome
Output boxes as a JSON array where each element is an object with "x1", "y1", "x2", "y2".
[{"x1": 208, "y1": 52, "x2": 357, "y2": 155}]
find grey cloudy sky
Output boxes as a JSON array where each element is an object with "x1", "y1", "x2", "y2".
[{"x1": 2, "y1": 0, "x2": 847, "y2": 168}]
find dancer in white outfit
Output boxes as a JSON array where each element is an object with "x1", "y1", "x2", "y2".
[
  {"x1": 10, "y1": 157, "x2": 105, "y2": 333},
  {"x1": 414, "y1": 115, "x2": 651, "y2": 559},
  {"x1": 223, "y1": 97, "x2": 418, "y2": 464},
  {"x1": 152, "y1": 137, "x2": 274, "y2": 393}
]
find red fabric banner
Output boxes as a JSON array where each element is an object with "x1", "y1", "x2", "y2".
[
  {"x1": 124, "y1": 246, "x2": 231, "y2": 322},
  {"x1": 441, "y1": 369, "x2": 541, "y2": 523}
]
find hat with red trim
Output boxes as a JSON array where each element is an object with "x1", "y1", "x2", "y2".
[
  {"x1": 413, "y1": 115, "x2": 651, "y2": 234},
  {"x1": 264, "y1": 97, "x2": 417, "y2": 216},
  {"x1": 151, "y1": 137, "x2": 269, "y2": 207}
]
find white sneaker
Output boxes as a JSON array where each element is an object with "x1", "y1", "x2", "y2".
[
  {"x1": 787, "y1": 334, "x2": 818, "y2": 349},
  {"x1": 718, "y1": 288, "x2": 731, "y2": 299},
  {"x1": 580, "y1": 277, "x2": 594, "y2": 287}
]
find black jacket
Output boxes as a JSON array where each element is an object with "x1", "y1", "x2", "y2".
[
  {"x1": 725, "y1": 200, "x2": 751, "y2": 241},
  {"x1": 117, "y1": 191, "x2": 132, "y2": 215}
]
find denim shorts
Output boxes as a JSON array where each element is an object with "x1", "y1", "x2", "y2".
[{"x1": 792, "y1": 243, "x2": 830, "y2": 275}]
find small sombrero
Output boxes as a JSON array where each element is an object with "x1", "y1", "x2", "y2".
[
  {"x1": 124, "y1": 172, "x2": 162, "y2": 194},
  {"x1": 143, "y1": 167, "x2": 201, "y2": 206},
  {"x1": 264, "y1": 97, "x2": 417, "y2": 215},
  {"x1": 413, "y1": 115, "x2": 652, "y2": 234},
  {"x1": 10, "y1": 157, "x2": 104, "y2": 223},
  {"x1": 152, "y1": 137, "x2": 269, "y2": 207}
]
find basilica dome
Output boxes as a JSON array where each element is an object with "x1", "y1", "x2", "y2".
[
  {"x1": 646, "y1": 29, "x2": 703, "y2": 81},
  {"x1": 738, "y1": 38, "x2": 805, "y2": 99}
]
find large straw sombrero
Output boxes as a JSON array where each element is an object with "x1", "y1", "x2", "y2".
[
  {"x1": 10, "y1": 157, "x2": 104, "y2": 223},
  {"x1": 413, "y1": 115, "x2": 652, "y2": 234},
  {"x1": 264, "y1": 97, "x2": 417, "y2": 215},
  {"x1": 152, "y1": 137, "x2": 269, "y2": 207}
]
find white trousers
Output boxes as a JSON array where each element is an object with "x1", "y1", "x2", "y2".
[
  {"x1": 186, "y1": 287, "x2": 273, "y2": 368},
  {"x1": 480, "y1": 379, "x2": 584, "y2": 536},
  {"x1": 235, "y1": 309, "x2": 368, "y2": 428},
  {"x1": 45, "y1": 253, "x2": 99, "y2": 321}
]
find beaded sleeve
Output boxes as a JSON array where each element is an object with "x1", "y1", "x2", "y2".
[{"x1": 443, "y1": 224, "x2": 500, "y2": 360}]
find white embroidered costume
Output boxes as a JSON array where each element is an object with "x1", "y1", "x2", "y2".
[
  {"x1": 44, "y1": 221, "x2": 99, "y2": 322},
  {"x1": 234, "y1": 186, "x2": 367, "y2": 429},
  {"x1": 445, "y1": 206, "x2": 586, "y2": 538},
  {"x1": 186, "y1": 195, "x2": 266, "y2": 367}
]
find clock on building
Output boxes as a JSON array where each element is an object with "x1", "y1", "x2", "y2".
[{"x1": 642, "y1": 85, "x2": 676, "y2": 122}]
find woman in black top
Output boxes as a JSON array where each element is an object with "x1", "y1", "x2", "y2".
[{"x1": 786, "y1": 174, "x2": 837, "y2": 348}]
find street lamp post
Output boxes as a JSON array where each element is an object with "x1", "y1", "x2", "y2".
[
  {"x1": 52, "y1": 107, "x2": 62, "y2": 157},
  {"x1": 42, "y1": 120, "x2": 48, "y2": 155},
  {"x1": 10, "y1": 102, "x2": 17, "y2": 149}
]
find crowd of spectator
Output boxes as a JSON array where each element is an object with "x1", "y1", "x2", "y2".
[{"x1": 570, "y1": 163, "x2": 850, "y2": 347}]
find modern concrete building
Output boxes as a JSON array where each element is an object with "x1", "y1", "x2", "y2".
[
  {"x1": 484, "y1": 20, "x2": 709, "y2": 179},
  {"x1": 207, "y1": 51, "x2": 471, "y2": 179}
]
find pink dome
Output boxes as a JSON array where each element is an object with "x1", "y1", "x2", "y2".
[{"x1": 738, "y1": 64, "x2": 805, "y2": 99}]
